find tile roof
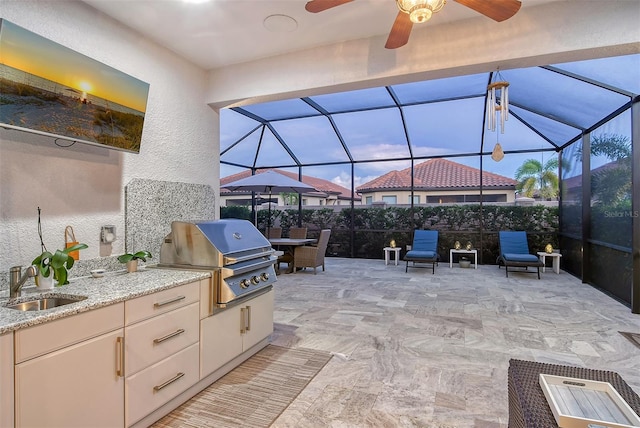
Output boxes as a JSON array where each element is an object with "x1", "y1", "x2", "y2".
[
  {"x1": 356, "y1": 159, "x2": 517, "y2": 192},
  {"x1": 220, "y1": 168, "x2": 357, "y2": 200}
]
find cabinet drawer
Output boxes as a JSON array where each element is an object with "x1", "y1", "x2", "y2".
[
  {"x1": 125, "y1": 281, "x2": 199, "y2": 325},
  {"x1": 125, "y1": 343, "x2": 199, "y2": 426},
  {"x1": 15, "y1": 303, "x2": 124, "y2": 363},
  {"x1": 125, "y1": 302, "x2": 199, "y2": 376}
]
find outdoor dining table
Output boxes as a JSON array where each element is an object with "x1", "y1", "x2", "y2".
[{"x1": 269, "y1": 238, "x2": 317, "y2": 273}]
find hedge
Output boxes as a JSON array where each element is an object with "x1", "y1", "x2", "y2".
[{"x1": 220, "y1": 204, "x2": 559, "y2": 264}]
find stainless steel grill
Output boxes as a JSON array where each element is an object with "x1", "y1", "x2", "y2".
[{"x1": 158, "y1": 219, "x2": 277, "y2": 308}]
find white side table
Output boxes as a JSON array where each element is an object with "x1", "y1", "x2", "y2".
[
  {"x1": 383, "y1": 247, "x2": 401, "y2": 266},
  {"x1": 537, "y1": 252, "x2": 562, "y2": 274},
  {"x1": 449, "y1": 249, "x2": 478, "y2": 269}
]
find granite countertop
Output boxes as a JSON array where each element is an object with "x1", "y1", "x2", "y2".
[{"x1": 0, "y1": 267, "x2": 211, "y2": 334}]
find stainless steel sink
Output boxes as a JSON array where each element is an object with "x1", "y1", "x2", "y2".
[{"x1": 5, "y1": 295, "x2": 87, "y2": 312}]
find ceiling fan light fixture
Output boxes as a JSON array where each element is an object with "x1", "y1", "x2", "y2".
[
  {"x1": 410, "y1": 6, "x2": 432, "y2": 23},
  {"x1": 397, "y1": 0, "x2": 446, "y2": 24}
]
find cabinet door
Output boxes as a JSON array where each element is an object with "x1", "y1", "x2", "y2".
[
  {"x1": 15, "y1": 329, "x2": 125, "y2": 428},
  {"x1": 200, "y1": 305, "x2": 243, "y2": 378},
  {"x1": 242, "y1": 290, "x2": 274, "y2": 351},
  {"x1": 0, "y1": 332, "x2": 13, "y2": 428}
]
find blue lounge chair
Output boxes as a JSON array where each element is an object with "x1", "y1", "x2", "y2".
[
  {"x1": 404, "y1": 230, "x2": 439, "y2": 274},
  {"x1": 497, "y1": 231, "x2": 544, "y2": 279}
]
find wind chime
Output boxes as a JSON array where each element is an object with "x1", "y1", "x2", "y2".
[{"x1": 486, "y1": 71, "x2": 509, "y2": 162}]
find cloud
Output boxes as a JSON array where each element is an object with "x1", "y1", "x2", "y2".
[{"x1": 331, "y1": 171, "x2": 379, "y2": 189}]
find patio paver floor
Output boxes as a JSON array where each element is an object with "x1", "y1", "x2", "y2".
[{"x1": 270, "y1": 257, "x2": 640, "y2": 427}]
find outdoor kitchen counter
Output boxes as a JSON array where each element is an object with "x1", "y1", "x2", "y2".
[{"x1": 0, "y1": 267, "x2": 211, "y2": 334}]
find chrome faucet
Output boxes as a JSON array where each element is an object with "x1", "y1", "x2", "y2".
[{"x1": 9, "y1": 265, "x2": 38, "y2": 298}]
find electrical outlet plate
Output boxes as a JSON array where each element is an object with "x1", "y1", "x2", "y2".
[{"x1": 101, "y1": 225, "x2": 116, "y2": 244}]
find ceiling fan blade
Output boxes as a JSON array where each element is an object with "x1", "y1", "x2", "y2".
[
  {"x1": 385, "y1": 11, "x2": 413, "y2": 49},
  {"x1": 305, "y1": 0, "x2": 354, "y2": 13},
  {"x1": 454, "y1": 0, "x2": 522, "y2": 22}
]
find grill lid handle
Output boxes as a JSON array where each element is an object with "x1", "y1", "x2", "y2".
[
  {"x1": 221, "y1": 255, "x2": 277, "y2": 276},
  {"x1": 224, "y1": 249, "x2": 276, "y2": 265}
]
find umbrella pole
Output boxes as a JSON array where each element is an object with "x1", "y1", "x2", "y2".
[
  {"x1": 252, "y1": 192, "x2": 258, "y2": 228},
  {"x1": 267, "y1": 188, "x2": 272, "y2": 238}
]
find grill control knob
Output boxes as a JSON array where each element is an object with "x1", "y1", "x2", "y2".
[
  {"x1": 250, "y1": 276, "x2": 260, "y2": 285},
  {"x1": 260, "y1": 273, "x2": 269, "y2": 282},
  {"x1": 240, "y1": 279, "x2": 251, "y2": 289}
]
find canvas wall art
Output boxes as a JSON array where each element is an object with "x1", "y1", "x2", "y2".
[{"x1": 0, "y1": 19, "x2": 150, "y2": 153}]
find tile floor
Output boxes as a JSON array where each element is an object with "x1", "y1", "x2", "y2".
[{"x1": 268, "y1": 257, "x2": 640, "y2": 427}]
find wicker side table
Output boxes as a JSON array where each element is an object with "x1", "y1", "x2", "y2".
[{"x1": 508, "y1": 359, "x2": 640, "y2": 428}]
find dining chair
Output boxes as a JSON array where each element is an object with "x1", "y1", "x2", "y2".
[
  {"x1": 293, "y1": 229, "x2": 331, "y2": 274},
  {"x1": 276, "y1": 229, "x2": 307, "y2": 271},
  {"x1": 267, "y1": 227, "x2": 282, "y2": 239},
  {"x1": 288, "y1": 227, "x2": 307, "y2": 239}
]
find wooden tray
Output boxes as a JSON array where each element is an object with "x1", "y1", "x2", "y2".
[{"x1": 539, "y1": 374, "x2": 640, "y2": 428}]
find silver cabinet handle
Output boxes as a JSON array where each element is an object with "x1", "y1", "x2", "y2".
[
  {"x1": 209, "y1": 275, "x2": 217, "y2": 316},
  {"x1": 153, "y1": 372, "x2": 185, "y2": 392},
  {"x1": 116, "y1": 336, "x2": 124, "y2": 377},
  {"x1": 240, "y1": 305, "x2": 251, "y2": 334},
  {"x1": 154, "y1": 295, "x2": 185, "y2": 308},
  {"x1": 153, "y1": 328, "x2": 185, "y2": 344},
  {"x1": 246, "y1": 305, "x2": 251, "y2": 332}
]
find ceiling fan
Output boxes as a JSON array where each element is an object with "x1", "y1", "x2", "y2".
[{"x1": 305, "y1": 0, "x2": 522, "y2": 49}]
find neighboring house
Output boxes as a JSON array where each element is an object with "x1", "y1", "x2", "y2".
[
  {"x1": 220, "y1": 169, "x2": 359, "y2": 207},
  {"x1": 356, "y1": 159, "x2": 517, "y2": 205}
]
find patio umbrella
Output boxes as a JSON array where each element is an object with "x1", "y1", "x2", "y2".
[{"x1": 223, "y1": 170, "x2": 317, "y2": 235}]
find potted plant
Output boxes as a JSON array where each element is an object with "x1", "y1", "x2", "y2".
[
  {"x1": 30, "y1": 208, "x2": 88, "y2": 288},
  {"x1": 459, "y1": 256, "x2": 471, "y2": 268},
  {"x1": 118, "y1": 250, "x2": 152, "y2": 273},
  {"x1": 32, "y1": 243, "x2": 88, "y2": 288}
]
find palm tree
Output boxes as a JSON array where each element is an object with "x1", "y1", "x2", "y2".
[
  {"x1": 515, "y1": 157, "x2": 559, "y2": 199},
  {"x1": 589, "y1": 134, "x2": 631, "y2": 207},
  {"x1": 281, "y1": 192, "x2": 299, "y2": 206}
]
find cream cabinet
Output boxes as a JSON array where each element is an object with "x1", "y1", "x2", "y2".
[
  {"x1": 0, "y1": 332, "x2": 14, "y2": 428},
  {"x1": 242, "y1": 290, "x2": 275, "y2": 351},
  {"x1": 124, "y1": 281, "x2": 200, "y2": 427},
  {"x1": 14, "y1": 303, "x2": 125, "y2": 428},
  {"x1": 200, "y1": 289, "x2": 274, "y2": 377},
  {"x1": 125, "y1": 343, "x2": 199, "y2": 425},
  {"x1": 5, "y1": 277, "x2": 271, "y2": 428}
]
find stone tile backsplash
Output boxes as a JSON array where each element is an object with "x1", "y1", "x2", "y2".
[{"x1": 124, "y1": 178, "x2": 216, "y2": 261}]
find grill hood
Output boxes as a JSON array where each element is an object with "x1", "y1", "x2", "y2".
[{"x1": 160, "y1": 219, "x2": 274, "y2": 268}]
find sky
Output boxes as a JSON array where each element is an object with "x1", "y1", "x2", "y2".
[
  {"x1": 0, "y1": 19, "x2": 149, "y2": 113},
  {"x1": 219, "y1": 54, "x2": 638, "y2": 191}
]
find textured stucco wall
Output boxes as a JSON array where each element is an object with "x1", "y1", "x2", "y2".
[{"x1": 0, "y1": 0, "x2": 219, "y2": 276}]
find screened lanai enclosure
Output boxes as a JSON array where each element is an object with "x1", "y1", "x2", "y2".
[{"x1": 220, "y1": 53, "x2": 639, "y2": 313}]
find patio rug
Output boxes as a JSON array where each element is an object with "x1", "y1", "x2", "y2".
[
  {"x1": 620, "y1": 331, "x2": 640, "y2": 350},
  {"x1": 151, "y1": 345, "x2": 332, "y2": 428}
]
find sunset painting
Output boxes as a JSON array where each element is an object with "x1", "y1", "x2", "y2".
[{"x1": 0, "y1": 19, "x2": 150, "y2": 153}]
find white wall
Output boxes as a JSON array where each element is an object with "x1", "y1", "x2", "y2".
[
  {"x1": 206, "y1": 1, "x2": 640, "y2": 108},
  {"x1": 0, "y1": 0, "x2": 219, "y2": 272}
]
